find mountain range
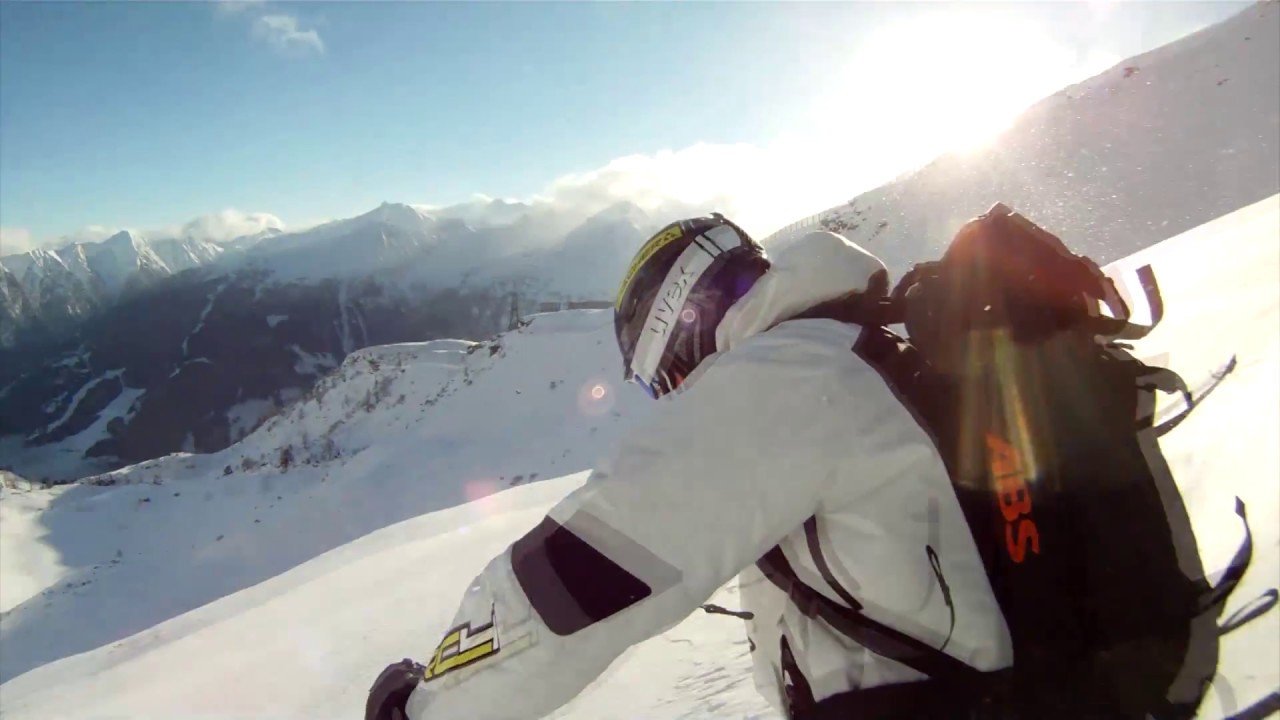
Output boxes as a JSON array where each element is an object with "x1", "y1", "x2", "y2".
[
  {"x1": 0, "y1": 198, "x2": 686, "y2": 481},
  {"x1": 0, "y1": 197, "x2": 663, "y2": 350}
]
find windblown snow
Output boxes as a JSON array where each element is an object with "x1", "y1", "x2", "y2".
[{"x1": 1, "y1": 5, "x2": 1278, "y2": 719}]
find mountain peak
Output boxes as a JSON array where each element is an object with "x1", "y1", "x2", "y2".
[
  {"x1": 101, "y1": 229, "x2": 145, "y2": 250},
  {"x1": 28, "y1": 246, "x2": 64, "y2": 261},
  {"x1": 591, "y1": 200, "x2": 648, "y2": 223},
  {"x1": 365, "y1": 202, "x2": 435, "y2": 233}
]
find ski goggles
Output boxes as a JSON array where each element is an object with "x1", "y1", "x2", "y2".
[
  {"x1": 629, "y1": 361, "x2": 690, "y2": 399},
  {"x1": 631, "y1": 373, "x2": 663, "y2": 399}
]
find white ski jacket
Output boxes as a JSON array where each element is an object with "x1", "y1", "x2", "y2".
[{"x1": 406, "y1": 230, "x2": 1013, "y2": 720}]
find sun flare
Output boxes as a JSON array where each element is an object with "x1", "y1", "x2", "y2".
[{"x1": 811, "y1": 10, "x2": 1082, "y2": 161}]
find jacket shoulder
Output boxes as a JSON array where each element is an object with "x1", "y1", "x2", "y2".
[{"x1": 708, "y1": 317, "x2": 868, "y2": 385}]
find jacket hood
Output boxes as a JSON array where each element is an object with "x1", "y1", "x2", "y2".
[{"x1": 715, "y1": 230, "x2": 889, "y2": 352}]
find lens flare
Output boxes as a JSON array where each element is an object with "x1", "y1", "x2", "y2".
[
  {"x1": 681, "y1": 308, "x2": 697, "y2": 324},
  {"x1": 578, "y1": 378, "x2": 616, "y2": 416},
  {"x1": 463, "y1": 478, "x2": 499, "y2": 504}
]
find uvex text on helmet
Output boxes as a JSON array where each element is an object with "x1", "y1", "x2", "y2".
[{"x1": 613, "y1": 214, "x2": 768, "y2": 398}]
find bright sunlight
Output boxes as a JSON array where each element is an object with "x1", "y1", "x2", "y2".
[{"x1": 811, "y1": 9, "x2": 1113, "y2": 163}]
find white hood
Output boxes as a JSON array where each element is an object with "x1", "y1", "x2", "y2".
[{"x1": 716, "y1": 230, "x2": 889, "y2": 352}]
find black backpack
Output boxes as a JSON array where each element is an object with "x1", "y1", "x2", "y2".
[{"x1": 759, "y1": 203, "x2": 1258, "y2": 720}]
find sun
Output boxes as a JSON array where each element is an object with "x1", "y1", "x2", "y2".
[{"x1": 809, "y1": 9, "x2": 1080, "y2": 162}]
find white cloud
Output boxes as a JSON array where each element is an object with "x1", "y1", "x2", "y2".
[
  {"x1": 290, "y1": 216, "x2": 337, "y2": 234},
  {"x1": 213, "y1": 1, "x2": 323, "y2": 57},
  {"x1": 252, "y1": 14, "x2": 325, "y2": 55},
  {"x1": 60, "y1": 225, "x2": 127, "y2": 245},
  {"x1": 88, "y1": 209, "x2": 283, "y2": 245},
  {"x1": 510, "y1": 10, "x2": 1130, "y2": 240},
  {"x1": 0, "y1": 228, "x2": 38, "y2": 257},
  {"x1": 213, "y1": 0, "x2": 267, "y2": 16},
  {"x1": 3, "y1": 210, "x2": 285, "y2": 257},
  {"x1": 396, "y1": 141, "x2": 876, "y2": 242},
  {"x1": 529, "y1": 140, "x2": 857, "y2": 239},
  {"x1": 3, "y1": 225, "x2": 130, "y2": 256},
  {"x1": 176, "y1": 209, "x2": 285, "y2": 242}
]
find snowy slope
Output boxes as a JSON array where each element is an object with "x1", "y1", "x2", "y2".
[
  {"x1": 84, "y1": 231, "x2": 169, "y2": 293},
  {"x1": 0, "y1": 308, "x2": 653, "y2": 685},
  {"x1": 0, "y1": 248, "x2": 100, "y2": 325},
  {"x1": 765, "y1": 0, "x2": 1280, "y2": 275},
  {"x1": 223, "y1": 310, "x2": 649, "y2": 480},
  {"x1": 150, "y1": 236, "x2": 227, "y2": 275},
  {"x1": 0, "y1": 195, "x2": 1276, "y2": 720}
]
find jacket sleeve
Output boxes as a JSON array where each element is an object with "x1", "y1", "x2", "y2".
[{"x1": 405, "y1": 331, "x2": 853, "y2": 719}]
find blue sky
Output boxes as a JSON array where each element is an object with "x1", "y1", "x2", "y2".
[{"x1": 0, "y1": 1, "x2": 1249, "y2": 251}]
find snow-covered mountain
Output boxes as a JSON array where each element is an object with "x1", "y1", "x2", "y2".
[
  {"x1": 0, "y1": 230, "x2": 239, "y2": 347},
  {"x1": 0, "y1": 199, "x2": 675, "y2": 480},
  {"x1": 0, "y1": 193, "x2": 694, "y2": 356},
  {"x1": 230, "y1": 198, "x2": 674, "y2": 295},
  {"x1": 0, "y1": 195, "x2": 653, "y2": 349},
  {"x1": 0, "y1": 195, "x2": 1275, "y2": 718},
  {"x1": 236, "y1": 202, "x2": 443, "y2": 281},
  {"x1": 427, "y1": 195, "x2": 536, "y2": 228},
  {"x1": 764, "y1": 0, "x2": 1280, "y2": 278}
]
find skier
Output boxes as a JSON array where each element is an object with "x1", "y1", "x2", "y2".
[{"x1": 368, "y1": 210, "x2": 1250, "y2": 720}]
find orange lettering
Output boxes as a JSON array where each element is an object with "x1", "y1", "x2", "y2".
[
  {"x1": 1006, "y1": 519, "x2": 1041, "y2": 563},
  {"x1": 997, "y1": 476, "x2": 1033, "y2": 523},
  {"x1": 985, "y1": 432, "x2": 1022, "y2": 479},
  {"x1": 987, "y1": 431, "x2": 1039, "y2": 562}
]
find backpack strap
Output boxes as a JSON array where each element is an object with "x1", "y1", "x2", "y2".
[
  {"x1": 793, "y1": 255, "x2": 1169, "y2": 347},
  {"x1": 1219, "y1": 589, "x2": 1278, "y2": 637},
  {"x1": 1224, "y1": 691, "x2": 1280, "y2": 720},
  {"x1": 755, "y1": 544, "x2": 987, "y2": 686},
  {"x1": 788, "y1": 269, "x2": 897, "y2": 327},
  {"x1": 1146, "y1": 355, "x2": 1238, "y2": 438},
  {"x1": 1106, "y1": 264, "x2": 1165, "y2": 341},
  {"x1": 1146, "y1": 498, "x2": 1255, "y2": 720},
  {"x1": 753, "y1": 338, "x2": 1003, "y2": 708},
  {"x1": 1197, "y1": 498, "x2": 1253, "y2": 620}
]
